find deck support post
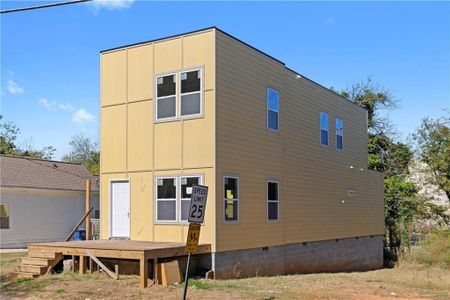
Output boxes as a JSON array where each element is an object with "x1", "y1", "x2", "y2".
[
  {"x1": 153, "y1": 257, "x2": 158, "y2": 285},
  {"x1": 140, "y1": 256, "x2": 148, "y2": 288},
  {"x1": 79, "y1": 255, "x2": 86, "y2": 274}
]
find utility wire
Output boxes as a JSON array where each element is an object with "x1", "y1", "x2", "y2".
[{"x1": 1, "y1": 0, "x2": 93, "y2": 14}]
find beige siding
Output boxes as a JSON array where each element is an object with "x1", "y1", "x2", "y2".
[
  {"x1": 100, "y1": 30, "x2": 216, "y2": 248},
  {"x1": 215, "y1": 30, "x2": 383, "y2": 252}
]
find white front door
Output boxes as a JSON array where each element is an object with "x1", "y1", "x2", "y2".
[{"x1": 110, "y1": 180, "x2": 130, "y2": 238}]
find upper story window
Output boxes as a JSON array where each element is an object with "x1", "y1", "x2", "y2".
[
  {"x1": 320, "y1": 112, "x2": 329, "y2": 146},
  {"x1": 267, "y1": 181, "x2": 279, "y2": 221},
  {"x1": 267, "y1": 88, "x2": 279, "y2": 131},
  {"x1": 155, "y1": 68, "x2": 203, "y2": 121},
  {"x1": 336, "y1": 119, "x2": 344, "y2": 150},
  {"x1": 0, "y1": 204, "x2": 9, "y2": 229},
  {"x1": 180, "y1": 69, "x2": 201, "y2": 116},
  {"x1": 156, "y1": 74, "x2": 177, "y2": 120},
  {"x1": 224, "y1": 176, "x2": 239, "y2": 222}
]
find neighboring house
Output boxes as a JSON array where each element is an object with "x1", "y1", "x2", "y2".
[
  {"x1": 99, "y1": 27, "x2": 384, "y2": 278},
  {"x1": 0, "y1": 155, "x2": 99, "y2": 248}
]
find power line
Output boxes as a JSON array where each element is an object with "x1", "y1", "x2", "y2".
[{"x1": 1, "y1": 0, "x2": 93, "y2": 14}]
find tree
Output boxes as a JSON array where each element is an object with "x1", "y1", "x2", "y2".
[
  {"x1": 0, "y1": 115, "x2": 56, "y2": 159},
  {"x1": 413, "y1": 114, "x2": 450, "y2": 202},
  {"x1": 63, "y1": 134, "x2": 100, "y2": 175}
]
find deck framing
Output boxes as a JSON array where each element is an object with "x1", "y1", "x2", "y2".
[{"x1": 28, "y1": 240, "x2": 211, "y2": 288}]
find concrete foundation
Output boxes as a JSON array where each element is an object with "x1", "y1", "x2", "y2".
[{"x1": 213, "y1": 235, "x2": 383, "y2": 279}]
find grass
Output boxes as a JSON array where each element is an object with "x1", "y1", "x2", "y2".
[
  {"x1": 406, "y1": 230, "x2": 450, "y2": 269},
  {"x1": 1, "y1": 234, "x2": 449, "y2": 299}
]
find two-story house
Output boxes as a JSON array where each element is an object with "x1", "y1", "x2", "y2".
[{"x1": 99, "y1": 27, "x2": 384, "y2": 279}]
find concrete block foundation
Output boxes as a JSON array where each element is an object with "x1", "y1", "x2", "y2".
[{"x1": 213, "y1": 235, "x2": 383, "y2": 279}]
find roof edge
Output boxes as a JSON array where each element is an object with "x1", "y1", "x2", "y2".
[{"x1": 0, "y1": 154, "x2": 83, "y2": 166}]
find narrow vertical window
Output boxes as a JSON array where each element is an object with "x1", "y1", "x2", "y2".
[
  {"x1": 180, "y1": 69, "x2": 201, "y2": 116},
  {"x1": 320, "y1": 112, "x2": 329, "y2": 146},
  {"x1": 267, "y1": 181, "x2": 279, "y2": 221},
  {"x1": 180, "y1": 176, "x2": 202, "y2": 222},
  {"x1": 336, "y1": 119, "x2": 344, "y2": 150},
  {"x1": 267, "y1": 88, "x2": 279, "y2": 130},
  {"x1": 0, "y1": 204, "x2": 9, "y2": 229},
  {"x1": 224, "y1": 177, "x2": 239, "y2": 222},
  {"x1": 156, "y1": 177, "x2": 177, "y2": 221},
  {"x1": 156, "y1": 74, "x2": 176, "y2": 120}
]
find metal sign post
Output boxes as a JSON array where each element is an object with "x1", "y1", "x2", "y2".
[{"x1": 182, "y1": 185, "x2": 208, "y2": 300}]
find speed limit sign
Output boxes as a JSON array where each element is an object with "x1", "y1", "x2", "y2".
[{"x1": 188, "y1": 185, "x2": 208, "y2": 224}]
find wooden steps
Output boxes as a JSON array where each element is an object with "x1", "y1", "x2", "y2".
[{"x1": 17, "y1": 250, "x2": 62, "y2": 279}]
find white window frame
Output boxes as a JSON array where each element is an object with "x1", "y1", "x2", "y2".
[
  {"x1": 223, "y1": 176, "x2": 239, "y2": 223},
  {"x1": 179, "y1": 68, "x2": 203, "y2": 119},
  {"x1": 155, "y1": 176, "x2": 178, "y2": 223},
  {"x1": 179, "y1": 175, "x2": 203, "y2": 223},
  {"x1": 267, "y1": 180, "x2": 279, "y2": 221},
  {"x1": 336, "y1": 118, "x2": 344, "y2": 151},
  {"x1": 320, "y1": 112, "x2": 329, "y2": 146},
  {"x1": 155, "y1": 72, "x2": 177, "y2": 122},
  {"x1": 266, "y1": 88, "x2": 280, "y2": 131}
]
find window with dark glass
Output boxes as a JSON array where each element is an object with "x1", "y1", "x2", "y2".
[
  {"x1": 180, "y1": 70, "x2": 201, "y2": 116},
  {"x1": 336, "y1": 119, "x2": 344, "y2": 150},
  {"x1": 0, "y1": 204, "x2": 9, "y2": 229},
  {"x1": 267, "y1": 88, "x2": 279, "y2": 130},
  {"x1": 320, "y1": 112, "x2": 329, "y2": 146},
  {"x1": 156, "y1": 177, "x2": 177, "y2": 221},
  {"x1": 267, "y1": 181, "x2": 279, "y2": 221},
  {"x1": 156, "y1": 74, "x2": 176, "y2": 120},
  {"x1": 180, "y1": 176, "x2": 201, "y2": 221},
  {"x1": 224, "y1": 177, "x2": 239, "y2": 221}
]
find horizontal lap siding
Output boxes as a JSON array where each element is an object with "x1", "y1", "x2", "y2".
[{"x1": 215, "y1": 30, "x2": 383, "y2": 252}]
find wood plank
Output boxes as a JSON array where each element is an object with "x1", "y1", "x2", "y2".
[
  {"x1": 139, "y1": 256, "x2": 148, "y2": 288},
  {"x1": 79, "y1": 255, "x2": 86, "y2": 274},
  {"x1": 86, "y1": 250, "x2": 118, "y2": 280}
]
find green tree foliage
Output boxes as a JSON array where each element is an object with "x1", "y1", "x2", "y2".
[
  {"x1": 63, "y1": 134, "x2": 100, "y2": 175},
  {"x1": 335, "y1": 78, "x2": 447, "y2": 264},
  {"x1": 0, "y1": 115, "x2": 56, "y2": 159},
  {"x1": 413, "y1": 115, "x2": 450, "y2": 202}
]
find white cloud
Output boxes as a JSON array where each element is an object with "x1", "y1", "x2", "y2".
[
  {"x1": 38, "y1": 98, "x2": 56, "y2": 109},
  {"x1": 91, "y1": 0, "x2": 134, "y2": 11},
  {"x1": 58, "y1": 103, "x2": 76, "y2": 111},
  {"x1": 7, "y1": 79, "x2": 24, "y2": 95},
  {"x1": 325, "y1": 17, "x2": 335, "y2": 25},
  {"x1": 72, "y1": 109, "x2": 95, "y2": 123}
]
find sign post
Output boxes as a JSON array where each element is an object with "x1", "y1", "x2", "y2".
[{"x1": 182, "y1": 185, "x2": 208, "y2": 300}]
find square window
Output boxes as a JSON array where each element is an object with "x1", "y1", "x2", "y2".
[
  {"x1": 181, "y1": 70, "x2": 200, "y2": 94},
  {"x1": 181, "y1": 177, "x2": 200, "y2": 199},
  {"x1": 157, "y1": 200, "x2": 176, "y2": 221},
  {"x1": 268, "y1": 110, "x2": 279, "y2": 130},
  {"x1": 224, "y1": 177, "x2": 238, "y2": 199},
  {"x1": 268, "y1": 182, "x2": 278, "y2": 201},
  {"x1": 181, "y1": 200, "x2": 190, "y2": 221},
  {"x1": 321, "y1": 129, "x2": 329, "y2": 146},
  {"x1": 181, "y1": 93, "x2": 200, "y2": 116},
  {"x1": 157, "y1": 178, "x2": 176, "y2": 199},
  {"x1": 224, "y1": 199, "x2": 238, "y2": 221},
  {"x1": 157, "y1": 96, "x2": 176, "y2": 119},
  {"x1": 157, "y1": 74, "x2": 176, "y2": 97}
]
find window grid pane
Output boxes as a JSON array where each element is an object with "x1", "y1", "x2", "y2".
[
  {"x1": 224, "y1": 177, "x2": 239, "y2": 221},
  {"x1": 157, "y1": 74, "x2": 176, "y2": 97}
]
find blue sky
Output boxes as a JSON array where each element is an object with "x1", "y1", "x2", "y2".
[{"x1": 1, "y1": 1, "x2": 449, "y2": 159}]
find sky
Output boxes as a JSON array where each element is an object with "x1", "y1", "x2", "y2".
[{"x1": 1, "y1": 1, "x2": 449, "y2": 159}]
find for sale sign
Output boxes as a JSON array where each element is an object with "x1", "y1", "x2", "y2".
[{"x1": 188, "y1": 185, "x2": 208, "y2": 224}]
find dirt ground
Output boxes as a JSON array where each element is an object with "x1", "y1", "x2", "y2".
[{"x1": 1, "y1": 252, "x2": 449, "y2": 299}]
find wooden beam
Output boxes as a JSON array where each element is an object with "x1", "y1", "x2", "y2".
[
  {"x1": 140, "y1": 256, "x2": 148, "y2": 288},
  {"x1": 65, "y1": 207, "x2": 93, "y2": 242},
  {"x1": 85, "y1": 179, "x2": 92, "y2": 240},
  {"x1": 44, "y1": 253, "x2": 63, "y2": 276},
  {"x1": 79, "y1": 255, "x2": 86, "y2": 274},
  {"x1": 85, "y1": 250, "x2": 118, "y2": 280}
]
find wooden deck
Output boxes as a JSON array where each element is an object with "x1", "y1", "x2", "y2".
[{"x1": 28, "y1": 240, "x2": 211, "y2": 288}]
